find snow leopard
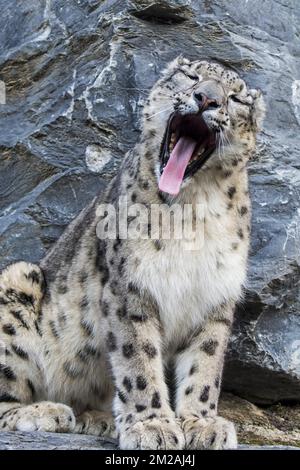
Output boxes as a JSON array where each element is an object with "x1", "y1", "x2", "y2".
[{"x1": 0, "y1": 56, "x2": 265, "y2": 449}]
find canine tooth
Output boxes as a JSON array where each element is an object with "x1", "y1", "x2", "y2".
[
  {"x1": 197, "y1": 146, "x2": 205, "y2": 156},
  {"x1": 170, "y1": 133, "x2": 176, "y2": 142}
]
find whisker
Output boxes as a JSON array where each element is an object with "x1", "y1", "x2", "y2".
[
  {"x1": 221, "y1": 130, "x2": 239, "y2": 159},
  {"x1": 222, "y1": 131, "x2": 230, "y2": 159},
  {"x1": 220, "y1": 131, "x2": 226, "y2": 159},
  {"x1": 220, "y1": 129, "x2": 236, "y2": 156},
  {"x1": 176, "y1": 81, "x2": 199, "y2": 95},
  {"x1": 219, "y1": 136, "x2": 223, "y2": 162},
  {"x1": 146, "y1": 105, "x2": 174, "y2": 120},
  {"x1": 217, "y1": 133, "x2": 222, "y2": 162}
]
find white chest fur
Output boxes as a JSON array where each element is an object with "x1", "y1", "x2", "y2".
[{"x1": 131, "y1": 182, "x2": 248, "y2": 346}]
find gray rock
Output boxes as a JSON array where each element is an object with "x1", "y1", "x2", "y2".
[
  {"x1": 0, "y1": 431, "x2": 118, "y2": 450},
  {"x1": 0, "y1": 0, "x2": 299, "y2": 404},
  {"x1": 239, "y1": 445, "x2": 300, "y2": 450}
]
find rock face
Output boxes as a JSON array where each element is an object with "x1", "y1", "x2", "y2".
[
  {"x1": 219, "y1": 393, "x2": 300, "y2": 447},
  {"x1": 1, "y1": 430, "x2": 299, "y2": 450},
  {"x1": 0, "y1": 0, "x2": 299, "y2": 404},
  {"x1": 0, "y1": 431, "x2": 118, "y2": 450}
]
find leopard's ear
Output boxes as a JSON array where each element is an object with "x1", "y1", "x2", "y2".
[
  {"x1": 161, "y1": 55, "x2": 191, "y2": 77},
  {"x1": 176, "y1": 55, "x2": 191, "y2": 66},
  {"x1": 250, "y1": 89, "x2": 266, "y2": 131}
]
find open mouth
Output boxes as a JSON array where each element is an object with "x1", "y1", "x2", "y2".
[{"x1": 158, "y1": 112, "x2": 217, "y2": 195}]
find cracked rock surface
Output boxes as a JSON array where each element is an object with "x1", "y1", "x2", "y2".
[{"x1": 0, "y1": 0, "x2": 300, "y2": 404}]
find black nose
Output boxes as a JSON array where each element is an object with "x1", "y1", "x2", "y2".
[{"x1": 193, "y1": 92, "x2": 219, "y2": 110}]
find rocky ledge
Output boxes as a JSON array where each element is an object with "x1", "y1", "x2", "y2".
[{"x1": 1, "y1": 393, "x2": 300, "y2": 449}]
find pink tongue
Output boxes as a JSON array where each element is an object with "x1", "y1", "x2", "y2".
[{"x1": 159, "y1": 137, "x2": 197, "y2": 195}]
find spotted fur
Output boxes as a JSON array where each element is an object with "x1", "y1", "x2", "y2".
[{"x1": 0, "y1": 57, "x2": 265, "y2": 449}]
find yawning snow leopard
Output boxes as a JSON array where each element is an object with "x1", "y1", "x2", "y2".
[{"x1": 0, "y1": 56, "x2": 265, "y2": 449}]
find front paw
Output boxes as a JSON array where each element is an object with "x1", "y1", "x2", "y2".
[
  {"x1": 15, "y1": 402, "x2": 76, "y2": 433},
  {"x1": 181, "y1": 416, "x2": 237, "y2": 450},
  {"x1": 119, "y1": 417, "x2": 185, "y2": 450}
]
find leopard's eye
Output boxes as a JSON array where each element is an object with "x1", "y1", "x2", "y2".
[
  {"x1": 186, "y1": 74, "x2": 198, "y2": 81},
  {"x1": 230, "y1": 95, "x2": 244, "y2": 104}
]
